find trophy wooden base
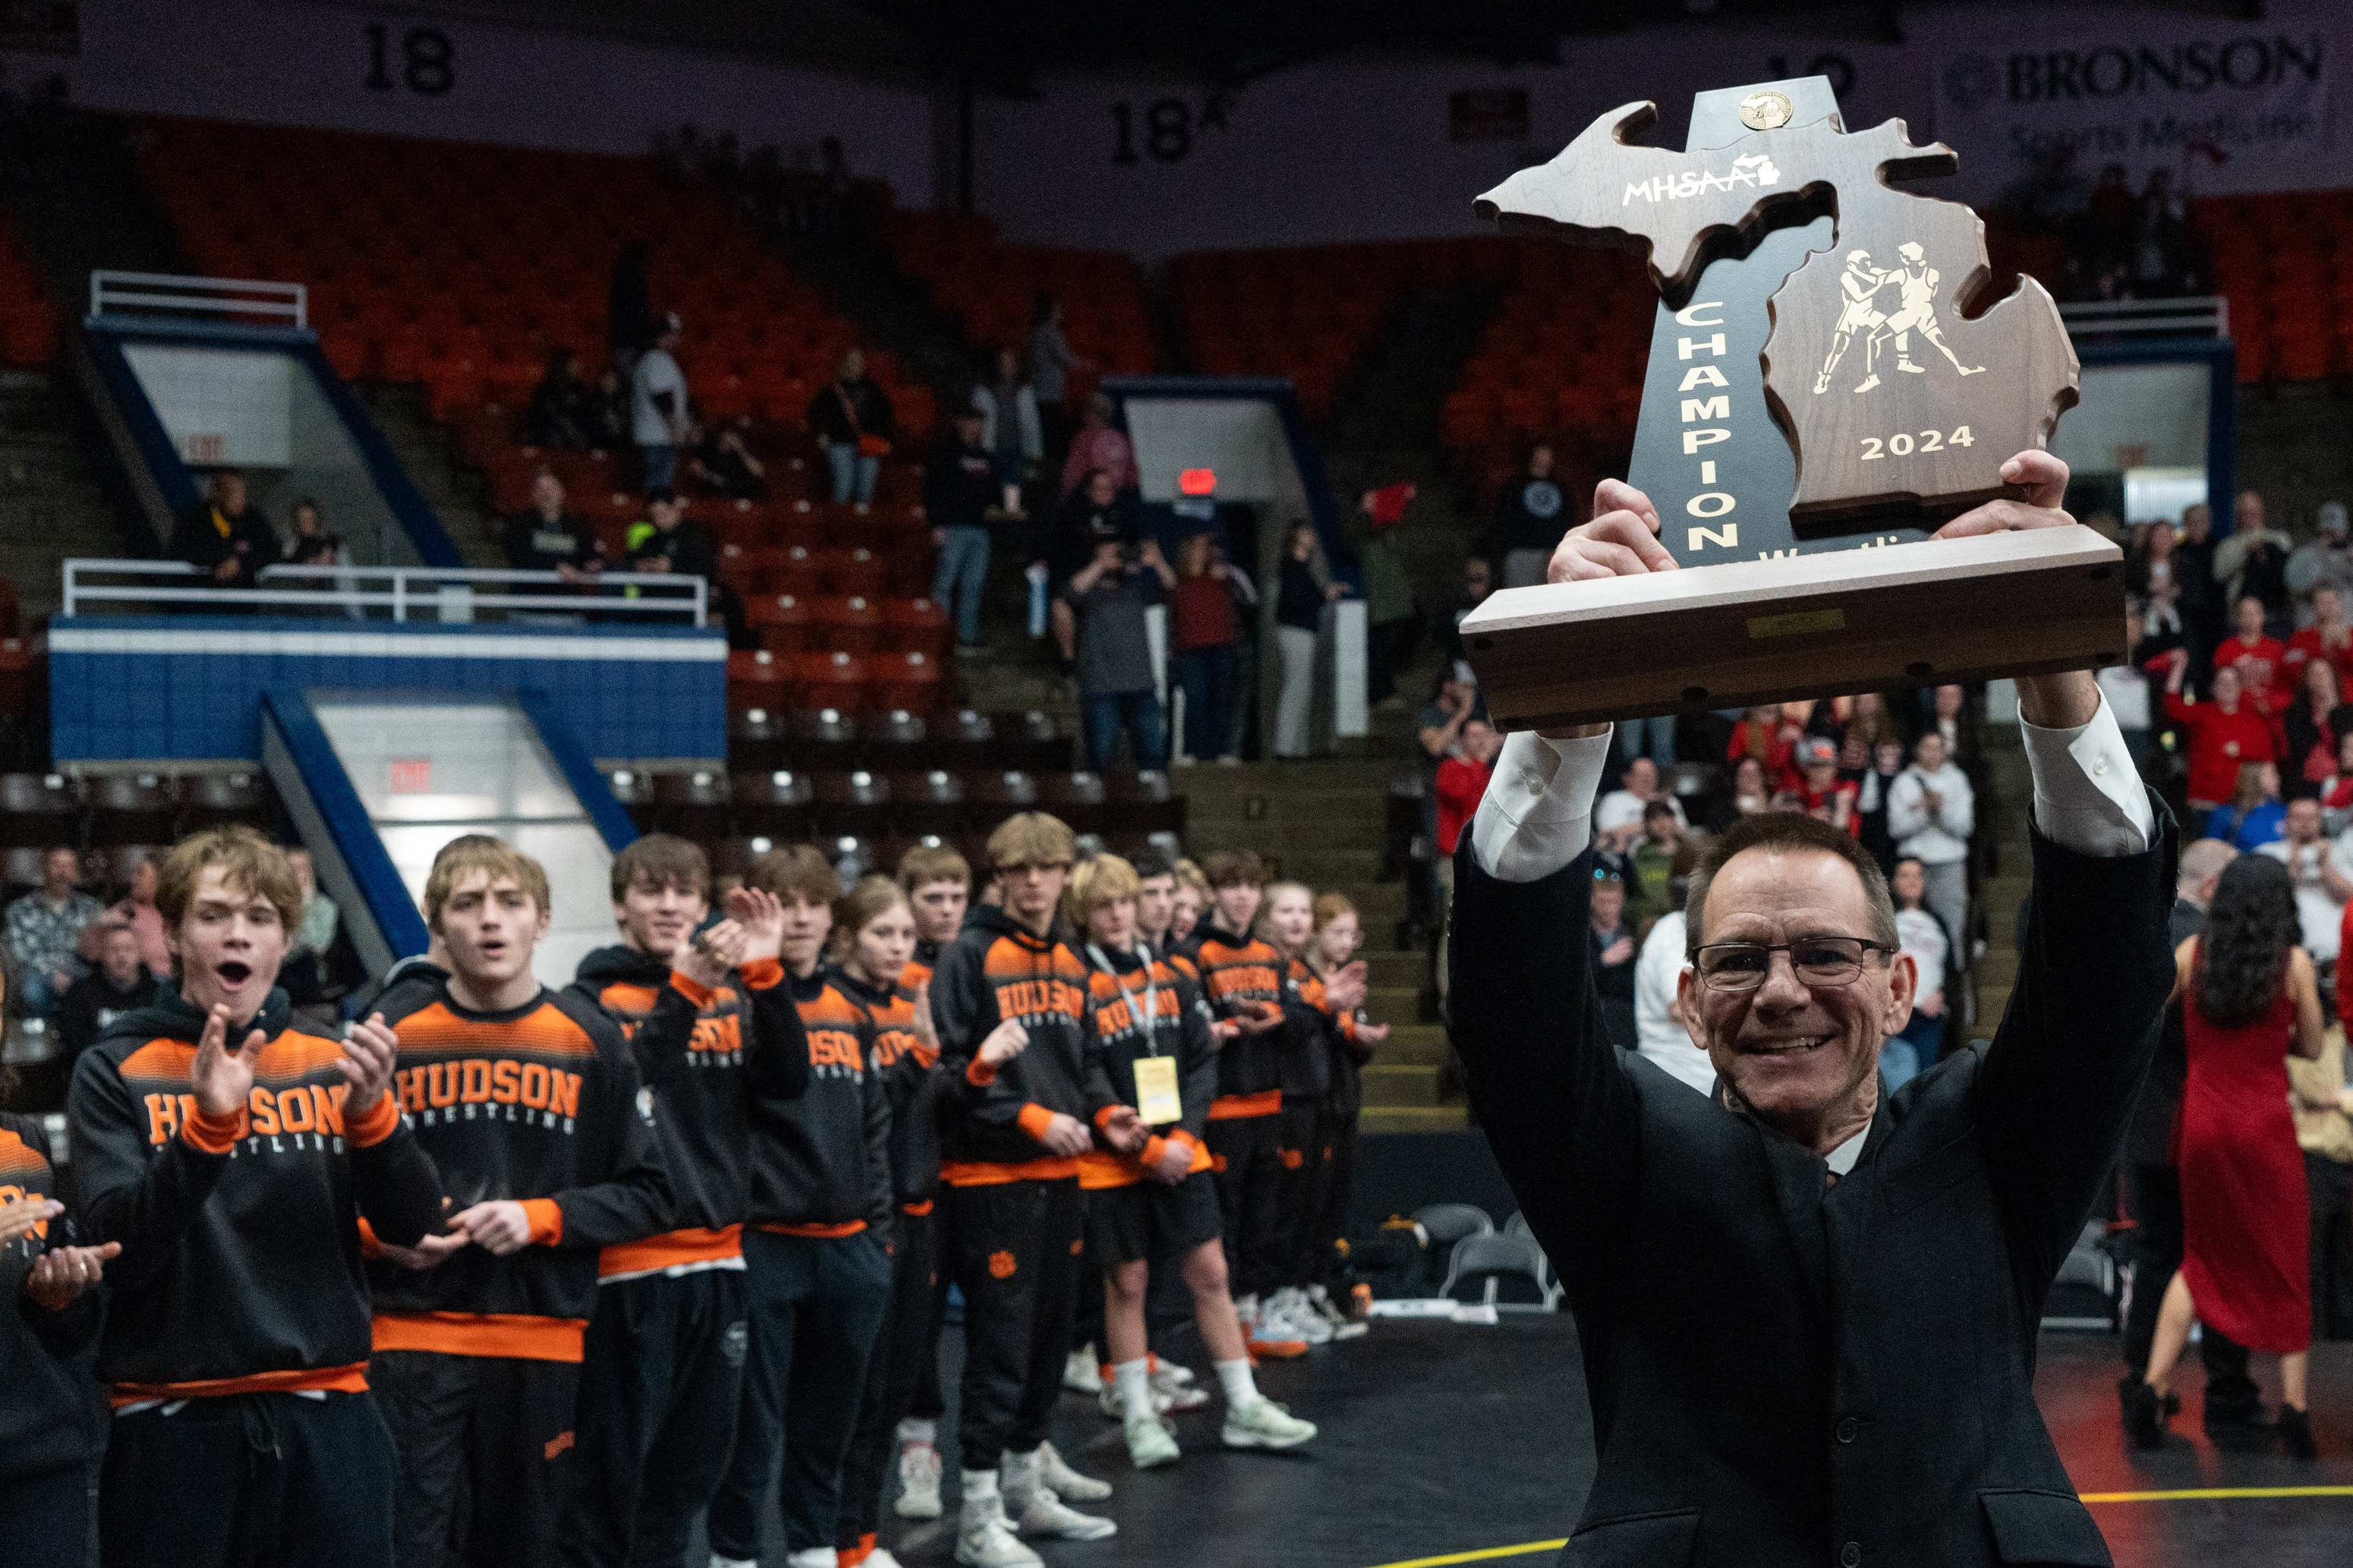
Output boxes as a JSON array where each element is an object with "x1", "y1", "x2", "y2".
[{"x1": 1456, "y1": 524, "x2": 2125, "y2": 731}]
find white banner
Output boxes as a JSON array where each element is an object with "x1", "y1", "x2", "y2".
[{"x1": 1932, "y1": 5, "x2": 2341, "y2": 198}]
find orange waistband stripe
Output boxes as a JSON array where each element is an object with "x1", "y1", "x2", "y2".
[
  {"x1": 942, "y1": 1157, "x2": 1080, "y2": 1187},
  {"x1": 372, "y1": 1311, "x2": 587, "y2": 1362},
  {"x1": 900, "y1": 1199, "x2": 934, "y2": 1216},
  {"x1": 598, "y1": 1225, "x2": 744, "y2": 1277},
  {"x1": 758, "y1": 1219, "x2": 868, "y2": 1239},
  {"x1": 1208, "y1": 1090, "x2": 1282, "y2": 1120},
  {"x1": 110, "y1": 1362, "x2": 370, "y2": 1408}
]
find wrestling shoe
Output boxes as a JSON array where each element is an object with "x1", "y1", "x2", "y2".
[
  {"x1": 894, "y1": 1442, "x2": 943, "y2": 1519},
  {"x1": 2122, "y1": 1380, "x2": 2169, "y2": 1449},
  {"x1": 1222, "y1": 1397, "x2": 1318, "y2": 1450},
  {"x1": 1270, "y1": 1288, "x2": 1332, "y2": 1346},
  {"x1": 1011, "y1": 1486, "x2": 1119, "y2": 1541},
  {"x1": 1898, "y1": 357, "x2": 1925, "y2": 373},
  {"x1": 1151, "y1": 1359, "x2": 1210, "y2": 1410},
  {"x1": 1038, "y1": 1440, "x2": 1113, "y2": 1503},
  {"x1": 955, "y1": 1507, "x2": 1040, "y2": 1568},
  {"x1": 1126, "y1": 1415, "x2": 1183, "y2": 1469},
  {"x1": 865, "y1": 1553, "x2": 906, "y2": 1568},
  {"x1": 1853, "y1": 373, "x2": 1881, "y2": 393},
  {"x1": 1063, "y1": 1345, "x2": 1104, "y2": 1394}
]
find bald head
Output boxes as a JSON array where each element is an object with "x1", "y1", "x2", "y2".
[{"x1": 2177, "y1": 837, "x2": 2237, "y2": 908}]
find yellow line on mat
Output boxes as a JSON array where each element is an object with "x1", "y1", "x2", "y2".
[
  {"x1": 1364, "y1": 1542, "x2": 1567, "y2": 1568},
  {"x1": 1369, "y1": 1493, "x2": 2353, "y2": 1568}
]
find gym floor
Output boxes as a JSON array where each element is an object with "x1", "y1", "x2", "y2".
[{"x1": 717, "y1": 1319, "x2": 2353, "y2": 1567}]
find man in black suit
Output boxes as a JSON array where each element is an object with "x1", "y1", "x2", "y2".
[
  {"x1": 2117, "y1": 836, "x2": 2264, "y2": 1447},
  {"x1": 1451, "y1": 450, "x2": 2175, "y2": 1568}
]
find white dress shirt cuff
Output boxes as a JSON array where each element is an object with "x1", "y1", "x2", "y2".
[
  {"x1": 1470, "y1": 727, "x2": 1618, "y2": 883},
  {"x1": 2021, "y1": 693, "x2": 2154, "y2": 859}
]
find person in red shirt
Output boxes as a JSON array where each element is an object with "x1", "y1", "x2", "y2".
[
  {"x1": 2218, "y1": 594, "x2": 2286, "y2": 697},
  {"x1": 1728, "y1": 705, "x2": 1804, "y2": 796},
  {"x1": 2282, "y1": 584, "x2": 2353, "y2": 698},
  {"x1": 1436, "y1": 719, "x2": 1501, "y2": 858},
  {"x1": 2162, "y1": 650, "x2": 2279, "y2": 820},
  {"x1": 1433, "y1": 719, "x2": 1502, "y2": 1019},
  {"x1": 1791, "y1": 736, "x2": 1860, "y2": 833},
  {"x1": 1170, "y1": 532, "x2": 1246, "y2": 767}
]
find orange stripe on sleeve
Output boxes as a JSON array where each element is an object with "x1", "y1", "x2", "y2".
[
  {"x1": 740, "y1": 957, "x2": 784, "y2": 990},
  {"x1": 966, "y1": 1056, "x2": 999, "y2": 1087},
  {"x1": 1016, "y1": 1103, "x2": 1056, "y2": 1143},
  {"x1": 520, "y1": 1199, "x2": 564, "y2": 1245},
  {"x1": 182, "y1": 1105, "x2": 243, "y2": 1154},
  {"x1": 1092, "y1": 1105, "x2": 1123, "y2": 1132},
  {"x1": 346, "y1": 1091, "x2": 401, "y2": 1148},
  {"x1": 356, "y1": 1217, "x2": 384, "y2": 1260},
  {"x1": 1139, "y1": 1135, "x2": 1170, "y2": 1170},
  {"x1": 668, "y1": 970, "x2": 717, "y2": 1009}
]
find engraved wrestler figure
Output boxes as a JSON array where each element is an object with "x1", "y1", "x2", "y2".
[
  {"x1": 1857, "y1": 241, "x2": 1983, "y2": 392},
  {"x1": 1813, "y1": 249, "x2": 1891, "y2": 395}
]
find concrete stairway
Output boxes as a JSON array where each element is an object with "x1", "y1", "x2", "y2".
[
  {"x1": 359, "y1": 385, "x2": 505, "y2": 568},
  {"x1": 1965, "y1": 724, "x2": 2030, "y2": 1044},
  {"x1": 0, "y1": 370, "x2": 134, "y2": 620},
  {"x1": 1180, "y1": 756, "x2": 1460, "y2": 1132}
]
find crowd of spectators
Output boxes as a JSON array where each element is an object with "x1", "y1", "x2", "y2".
[
  {"x1": 1414, "y1": 644, "x2": 1990, "y2": 1087},
  {"x1": 1999, "y1": 151, "x2": 2210, "y2": 302}
]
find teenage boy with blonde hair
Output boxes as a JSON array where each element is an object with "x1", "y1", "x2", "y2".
[
  {"x1": 931, "y1": 813, "x2": 1142, "y2": 1568},
  {"x1": 70, "y1": 827, "x2": 440, "y2": 1568},
  {"x1": 560, "y1": 834, "x2": 808, "y2": 1568},
  {"x1": 1066, "y1": 856, "x2": 1316, "y2": 1469},
  {"x1": 367, "y1": 835, "x2": 673, "y2": 1568}
]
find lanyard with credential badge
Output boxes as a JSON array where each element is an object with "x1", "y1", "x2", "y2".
[{"x1": 1088, "y1": 942, "x2": 1180, "y2": 1126}]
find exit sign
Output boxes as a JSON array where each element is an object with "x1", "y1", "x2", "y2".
[{"x1": 389, "y1": 759, "x2": 431, "y2": 792}]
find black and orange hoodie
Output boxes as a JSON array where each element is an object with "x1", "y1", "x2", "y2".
[
  {"x1": 2, "y1": 1110, "x2": 102, "y2": 1472},
  {"x1": 1075, "y1": 943, "x2": 1217, "y2": 1191},
  {"x1": 68, "y1": 987, "x2": 442, "y2": 1404},
  {"x1": 1192, "y1": 922, "x2": 1287, "y2": 1119},
  {"x1": 368, "y1": 980, "x2": 671, "y2": 1363},
  {"x1": 745, "y1": 965, "x2": 892, "y2": 1239},
  {"x1": 930, "y1": 904, "x2": 1117, "y2": 1181},
  {"x1": 836, "y1": 968, "x2": 961, "y2": 1212},
  {"x1": 572, "y1": 943, "x2": 811, "y2": 1282}
]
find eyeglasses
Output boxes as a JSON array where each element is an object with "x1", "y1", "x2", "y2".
[{"x1": 1692, "y1": 938, "x2": 1895, "y2": 993}]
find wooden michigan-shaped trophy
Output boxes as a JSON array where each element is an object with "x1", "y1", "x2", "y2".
[{"x1": 1456, "y1": 76, "x2": 2124, "y2": 731}]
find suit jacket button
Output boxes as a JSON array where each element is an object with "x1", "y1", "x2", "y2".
[
  {"x1": 1841, "y1": 1543, "x2": 1862, "y2": 1568},
  {"x1": 1835, "y1": 1415, "x2": 1859, "y2": 1443}
]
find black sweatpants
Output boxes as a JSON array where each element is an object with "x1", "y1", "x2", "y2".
[
  {"x1": 2308, "y1": 1151, "x2": 2353, "y2": 1339},
  {"x1": 948, "y1": 1176, "x2": 1084, "y2": 1472},
  {"x1": 102, "y1": 1390, "x2": 396, "y2": 1568},
  {"x1": 7, "y1": 1462, "x2": 87, "y2": 1568},
  {"x1": 836, "y1": 1209, "x2": 938, "y2": 1552},
  {"x1": 557, "y1": 1268, "x2": 747, "y2": 1568},
  {"x1": 370, "y1": 1349, "x2": 580, "y2": 1568},
  {"x1": 707, "y1": 1228, "x2": 894, "y2": 1558},
  {"x1": 1275, "y1": 1103, "x2": 1334, "y2": 1289},
  {"x1": 1314, "y1": 1107, "x2": 1361, "y2": 1289},
  {"x1": 907, "y1": 1198, "x2": 956, "y2": 1425},
  {"x1": 2124, "y1": 1161, "x2": 2257, "y2": 1422},
  {"x1": 1205, "y1": 1112, "x2": 1285, "y2": 1299}
]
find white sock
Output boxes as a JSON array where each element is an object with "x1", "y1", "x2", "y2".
[
  {"x1": 1114, "y1": 1358, "x2": 1153, "y2": 1424},
  {"x1": 962, "y1": 1466, "x2": 1000, "y2": 1504},
  {"x1": 897, "y1": 1417, "x2": 936, "y2": 1446},
  {"x1": 711, "y1": 1557, "x2": 758, "y2": 1568},
  {"x1": 1214, "y1": 1356, "x2": 1260, "y2": 1409}
]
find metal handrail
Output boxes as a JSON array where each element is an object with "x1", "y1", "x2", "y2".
[
  {"x1": 61, "y1": 559, "x2": 710, "y2": 627},
  {"x1": 2057, "y1": 295, "x2": 2229, "y2": 340},
  {"x1": 88, "y1": 270, "x2": 308, "y2": 329}
]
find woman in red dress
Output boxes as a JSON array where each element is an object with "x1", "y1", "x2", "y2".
[{"x1": 2130, "y1": 853, "x2": 2327, "y2": 1456}]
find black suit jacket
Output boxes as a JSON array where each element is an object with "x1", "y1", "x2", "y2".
[
  {"x1": 2119, "y1": 896, "x2": 2207, "y2": 1168},
  {"x1": 1449, "y1": 798, "x2": 2176, "y2": 1568}
]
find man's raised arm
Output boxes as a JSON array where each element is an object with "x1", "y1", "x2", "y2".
[
  {"x1": 1447, "y1": 479, "x2": 1680, "y2": 1257},
  {"x1": 1937, "y1": 456, "x2": 2174, "y2": 1284}
]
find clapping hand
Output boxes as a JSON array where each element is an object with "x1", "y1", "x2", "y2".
[
  {"x1": 725, "y1": 886, "x2": 787, "y2": 965},
  {"x1": 1101, "y1": 1105, "x2": 1146, "y2": 1154},
  {"x1": 192, "y1": 1004, "x2": 262, "y2": 1120},
  {"x1": 341, "y1": 1013, "x2": 400, "y2": 1119},
  {"x1": 978, "y1": 1016, "x2": 1028, "y2": 1066},
  {"x1": 24, "y1": 1242, "x2": 121, "y2": 1311},
  {"x1": 679, "y1": 921, "x2": 748, "y2": 989}
]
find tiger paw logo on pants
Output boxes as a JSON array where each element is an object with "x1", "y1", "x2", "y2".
[{"x1": 989, "y1": 1249, "x2": 1018, "y2": 1279}]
